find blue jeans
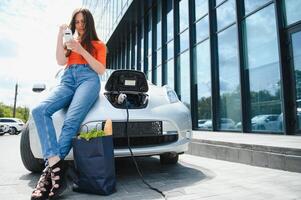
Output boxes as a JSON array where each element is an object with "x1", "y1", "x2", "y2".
[{"x1": 32, "y1": 64, "x2": 100, "y2": 160}]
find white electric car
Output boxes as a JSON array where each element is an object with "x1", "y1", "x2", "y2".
[
  {"x1": 20, "y1": 69, "x2": 192, "y2": 172},
  {"x1": 0, "y1": 117, "x2": 25, "y2": 135}
]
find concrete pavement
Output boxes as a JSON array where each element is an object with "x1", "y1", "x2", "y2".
[{"x1": 0, "y1": 134, "x2": 301, "y2": 200}]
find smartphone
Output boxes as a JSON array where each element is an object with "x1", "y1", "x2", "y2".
[{"x1": 64, "y1": 28, "x2": 73, "y2": 50}]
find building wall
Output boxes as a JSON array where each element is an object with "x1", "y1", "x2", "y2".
[{"x1": 93, "y1": 0, "x2": 301, "y2": 135}]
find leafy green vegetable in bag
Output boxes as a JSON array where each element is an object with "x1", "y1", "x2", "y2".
[{"x1": 78, "y1": 128, "x2": 105, "y2": 141}]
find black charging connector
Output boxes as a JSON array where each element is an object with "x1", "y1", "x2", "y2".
[{"x1": 123, "y1": 97, "x2": 166, "y2": 200}]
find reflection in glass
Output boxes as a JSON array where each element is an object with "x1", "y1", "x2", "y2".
[
  {"x1": 167, "y1": 41, "x2": 174, "y2": 60},
  {"x1": 195, "y1": 40, "x2": 212, "y2": 129},
  {"x1": 195, "y1": 0, "x2": 208, "y2": 20},
  {"x1": 148, "y1": 69, "x2": 152, "y2": 82},
  {"x1": 157, "y1": 48, "x2": 162, "y2": 66},
  {"x1": 216, "y1": 0, "x2": 224, "y2": 6},
  {"x1": 140, "y1": 20, "x2": 144, "y2": 63},
  {"x1": 157, "y1": 20, "x2": 162, "y2": 49},
  {"x1": 147, "y1": 55, "x2": 152, "y2": 82},
  {"x1": 284, "y1": 0, "x2": 301, "y2": 26},
  {"x1": 157, "y1": 65, "x2": 162, "y2": 86},
  {"x1": 245, "y1": 4, "x2": 283, "y2": 132},
  {"x1": 147, "y1": 12, "x2": 152, "y2": 56},
  {"x1": 134, "y1": 36, "x2": 137, "y2": 69},
  {"x1": 167, "y1": 2, "x2": 174, "y2": 41},
  {"x1": 180, "y1": 29, "x2": 190, "y2": 53},
  {"x1": 167, "y1": 59, "x2": 175, "y2": 89},
  {"x1": 218, "y1": 25, "x2": 241, "y2": 131},
  {"x1": 244, "y1": 0, "x2": 270, "y2": 15},
  {"x1": 179, "y1": 0, "x2": 189, "y2": 32},
  {"x1": 157, "y1": 1, "x2": 162, "y2": 48},
  {"x1": 179, "y1": 51, "x2": 191, "y2": 110},
  {"x1": 196, "y1": 15, "x2": 209, "y2": 43},
  {"x1": 292, "y1": 31, "x2": 301, "y2": 130},
  {"x1": 216, "y1": 0, "x2": 236, "y2": 31}
]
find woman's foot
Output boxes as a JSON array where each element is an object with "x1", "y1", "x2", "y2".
[
  {"x1": 31, "y1": 166, "x2": 52, "y2": 200},
  {"x1": 48, "y1": 160, "x2": 67, "y2": 199}
]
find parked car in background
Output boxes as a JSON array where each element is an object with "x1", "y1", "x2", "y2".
[
  {"x1": 198, "y1": 119, "x2": 209, "y2": 127},
  {"x1": 235, "y1": 114, "x2": 281, "y2": 131},
  {"x1": 0, "y1": 124, "x2": 10, "y2": 136},
  {"x1": 251, "y1": 114, "x2": 280, "y2": 131},
  {"x1": 198, "y1": 118, "x2": 235, "y2": 130},
  {"x1": 0, "y1": 118, "x2": 25, "y2": 135}
]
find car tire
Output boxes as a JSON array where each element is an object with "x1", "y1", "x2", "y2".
[
  {"x1": 20, "y1": 124, "x2": 45, "y2": 172},
  {"x1": 160, "y1": 153, "x2": 179, "y2": 165},
  {"x1": 9, "y1": 127, "x2": 17, "y2": 135},
  {"x1": 0, "y1": 133, "x2": 4, "y2": 136}
]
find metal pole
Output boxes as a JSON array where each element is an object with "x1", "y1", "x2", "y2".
[{"x1": 13, "y1": 83, "x2": 18, "y2": 118}]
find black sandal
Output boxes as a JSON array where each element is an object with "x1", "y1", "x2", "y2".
[
  {"x1": 31, "y1": 166, "x2": 52, "y2": 200},
  {"x1": 48, "y1": 160, "x2": 68, "y2": 199}
]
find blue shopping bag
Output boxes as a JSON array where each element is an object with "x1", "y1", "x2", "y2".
[{"x1": 72, "y1": 135, "x2": 116, "y2": 195}]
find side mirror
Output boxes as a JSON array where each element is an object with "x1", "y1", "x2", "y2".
[{"x1": 32, "y1": 84, "x2": 46, "y2": 92}]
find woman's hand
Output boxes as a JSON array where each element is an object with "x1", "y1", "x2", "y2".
[
  {"x1": 58, "y1": 24, "x2": 68, "y2": 37},
  {"x1": 66, "y1": 40, "x2": 84, "y2": 55}
]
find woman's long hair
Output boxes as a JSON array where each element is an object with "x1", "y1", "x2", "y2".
[{"x1": 66, "y1": 8, "x2": 99, "y2": 57}]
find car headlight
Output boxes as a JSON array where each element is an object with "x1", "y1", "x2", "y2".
[{"x1": 164, "y1": 85, "x2": 179, "y2": 103}]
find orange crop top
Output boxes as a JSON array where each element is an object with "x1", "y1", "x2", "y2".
[{"x1": 66, "y1": 40, "x2": 106, "y2": 67}]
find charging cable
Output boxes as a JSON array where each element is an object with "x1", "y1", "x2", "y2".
[{"x1": 119, "y1": 93, "x2": 166, "y2": 199}]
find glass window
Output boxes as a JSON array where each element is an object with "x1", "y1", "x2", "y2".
[
  {"x1": 195, "y1": 0, "x2": 208, "y2": 20},
  {"x1": 141, "y1": 20, "x2": 144, "y2": 63},
  {"x1": 128, "y1": 37, "x2": 131, "y2": 68},
  {"x1": 167, "y1": 40, "x2": 174, "y2": 60},
  {"x1": 133, "y1": 41, "x2": 137, "y2": 69},
  {"x1": 157, "y1": 65, "x2": 162, "y2": 86},
  {"x1": 167, "y1": 0, "x2": 174, "y2": 42},
  {"x1": 196, "y1": 40, "x2": 212, "y2": 129},
  {"x1": 284, "y1": 0, "x2": 301, "y2": 26},
  {"x1": 196, "y1": 15, "x2": 209, "y2": 43},
  {"x1": 245, "y1": 4, "x2": 282, "y2": 132},
  {"x1": 148, "y1": 69, "x2": 152, "y2": 82},
  {"x1": 179, "y1": 51, "x2": 191, "y2": 110},
  {"x1": 244, "y1": 0, "x2": 270, "y2": 15},
  {"x1": 157, "y1": 1, "x2": 162, "y2": 48},
  {"x1": 216, "y1": 0, "x2": 224, "y2": 6},
  {"x1": 180, "y1": 29, "x2": 190, "y2": 52},
  {"x1": 157, "y1": 48, "x2": 162, "y2": 66},
  {"x1": 167, "y1": 59, "x2": 175, "y2": 89},
  {"x1": 291, "y1": 31, "x2": 301, "y2": 130},
  {"x1": 218, "y1": 25, "x2": 241, "y2": 131},
  {"x1": 216, "y1": 0, "x2": 236, "y2": 31},
  {"x1": 148, "y1": 55, "x2": 152, "y2": 75},
  {"x1": 122, "y1": 0, "x2": 127, "y2": 8},
  {"x1": 179, "y1": 0, "x2": 189, "y2": 32},
  {"x1": 147, "y1": 12, "x2": 152, "y2": 56}
]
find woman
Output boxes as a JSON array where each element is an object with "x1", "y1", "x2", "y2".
[{"x1": 31, "y1": 8, "x2": 106, "y2": 200}]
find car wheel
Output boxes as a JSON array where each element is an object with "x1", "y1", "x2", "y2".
[
  {"x1": 0, "y1": 133, "x2": 4, "y2": 136},
  {"x1": 160, "y1": 153, "x2": 179, "y2": 165},
  {"x1": 20, "y1": 124, "x2": 45, "y2": 172},
  {"x1": 9, "y1": 127, "x2": 17, "y2": 135}
]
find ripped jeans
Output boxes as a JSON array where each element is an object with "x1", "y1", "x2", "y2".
[{"x1": 32, "y1": 64, "x2": 100, "y2": 160}]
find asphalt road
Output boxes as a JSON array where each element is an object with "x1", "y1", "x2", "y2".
[{"x1": 1, "y1": 134, "x2": 301, "y2": 200}]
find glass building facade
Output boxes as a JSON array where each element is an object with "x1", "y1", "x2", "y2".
[{"x1": 90, "y1": 0, "x2": 301, "y2": 135}]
